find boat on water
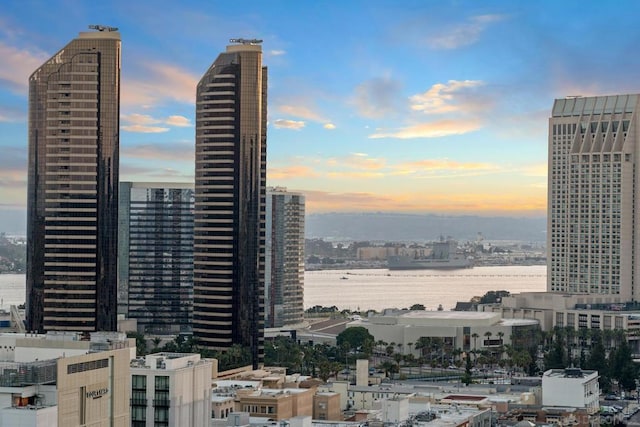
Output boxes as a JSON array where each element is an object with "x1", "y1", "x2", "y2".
[{"x1": 387, "y1": 239, "x2": 473, "y2": 270}]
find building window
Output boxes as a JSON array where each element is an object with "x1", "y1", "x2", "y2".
[{"x1": 155, "y1": 376, "x2": 169, "y2": 391}]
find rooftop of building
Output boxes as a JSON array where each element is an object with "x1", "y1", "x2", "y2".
[
  {"x1": 131, "y1": 352, "x2": 208, "y2": 371},
  {"x1": 543, "y1": 368, "x2": 598, "y2": 379}
]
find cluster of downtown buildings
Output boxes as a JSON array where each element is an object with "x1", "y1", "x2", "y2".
[
  {"x1": 7, "y1": 23, "x2": 640, "y2": 427},
  {"x1": 25, "y1": 28, "x2": 305, "y2": 364}
]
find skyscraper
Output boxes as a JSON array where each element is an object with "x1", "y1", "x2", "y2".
[
  {"x1": 118, "y1": 182, "x2": 194, "y2": 334},
  {"x1": 548, "y1": 94, "x2": 640, "y2": 301},
  {"x1": 194, "y1": 39, "x2": 267, "y2": 366},
  {"x1": 26, "y1": 26, "x2": 121, "y2": 332},
  {"x1": 265, "y1": 187, "x2": 305, "y2": 328}
]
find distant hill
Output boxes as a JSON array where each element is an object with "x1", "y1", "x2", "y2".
[{"x1": 306, "y1": 212, "x2": 546, "y2": 243}]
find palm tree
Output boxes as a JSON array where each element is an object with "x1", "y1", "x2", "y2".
[
  {"x1": 484, "y1": 332, "x2": 493, "y2": 368},
  {"x1": 497, "y1": 332, "x2": 505, "y2": 362},
  {"x1": 471, "y1": 333, "x2": 479, "y2": 365}
]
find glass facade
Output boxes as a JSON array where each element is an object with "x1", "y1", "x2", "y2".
[
  {"x1": 548, "y1": 95, "x2": 639, "y2": 300},
  {"x1": 26, "y1": 29, "x2": 121, "y2": 332},
  {"x1": 265, "y1": 187, "x2": 305, "y2": 327},
  {"x1": 194, "y1": 41, "x2": 267, "y2": 366},
  {"x1": 118, "y1": 182, "x2": 194, "y2": 334}
]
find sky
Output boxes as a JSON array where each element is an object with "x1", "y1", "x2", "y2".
[{"x1": 2, "y1": 0, "x2": 640, "y2": 227}]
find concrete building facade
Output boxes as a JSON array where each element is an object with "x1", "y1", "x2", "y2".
[
  {"x1": 0, "y1": 331, "x2": 133, "y2": 426},
  {"x1": 27, "y1": 26, "x2": 121, "y2": 333},
  {"x1": 265, "y1": 187, "x2": 305, "y2": 328},
  {"x1": 194, "y1": 39, "x2": 267, "y2": 366},
  {"x1": 351, "y1": 310, "x2": 539, "y2": 357},
  {"x1": 130, "y1": 353, "x2": 212, "y2": 427},
  {"x1": 541, "y1": 368, "x2": 599, "y2": 413},
  {"x1": 548, "y1": 95, "x2": 640, "y2": 300}
]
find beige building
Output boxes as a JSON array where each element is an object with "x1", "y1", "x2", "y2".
[
  {"x1": 313, "y1": 392, "x2": 342, "y2": 421},
  {"x1": 351, "y1": 310, "x2": 538, "y2": 357},
  {"x1": 57, "y1": 348, "x2": 131, "y2": 426},
  {"x1": 548, "y1": 95, "x2": 640, "y2": 300},
  {"x1": 0, "y1": 331, "x2": 133, "y2": 427},
  {"x1": 485, "y1": 291, "x2": 640, "y2": 353},
  {"x1": 130, "y1": 353, "x2": 212, "y2": 427},
  {"x1": 236, "y1": 387, "x2": 315, "y2": 421}
]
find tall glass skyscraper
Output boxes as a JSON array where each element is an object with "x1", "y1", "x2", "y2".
[
  {"x1": 26, "y1": 27, "x2": 121, "y2": 332},
  {"x1": 118, "y1": 182, "x2": 194, "y2": 335},
  {"x1": 548, "y1": 94, "x2": 640, "y2": 301},
  {"x1": 194, "y1": 39, "x2": 267, "y2": 367},
  {"x1": 265, "y1": 187, "x2": 305, "y2": 328}
]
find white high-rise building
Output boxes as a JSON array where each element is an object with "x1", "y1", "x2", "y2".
[
  {"x1": 265, "y1": 187, "x2": 305, "y2": 327},
  {"x1": 548, "y1": 94, "x2": 640, "y2": 300}
]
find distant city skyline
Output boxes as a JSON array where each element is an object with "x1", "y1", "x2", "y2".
[{"x1": 3, "y1": 1, "x2": 640, "y2": 219}]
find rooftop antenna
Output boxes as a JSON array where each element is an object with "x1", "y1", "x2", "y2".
[
  {"x1": 88, "y1": 25, "x2": 119, "y2": 32},
  {"x1": 229, "y1": 38, "x2": 263, "y2": 45}
]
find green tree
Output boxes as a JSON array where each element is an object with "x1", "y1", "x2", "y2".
[
  {"x1": 380, "y1": 360, "x2": 398, "y2": 378},
  {"x1": 410, "y1": 304, "x2": 426, "y2": 310},
  {"x1": 336, "y1": 327, "x2": 374, "y2": 356},
  {"x1": 127, "y1": 331, "x2": 148, "y2": 356}
]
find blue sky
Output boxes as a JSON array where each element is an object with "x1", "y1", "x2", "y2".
[{"x1": 2, "y1": 0, "x2": 640, "y2": 223}]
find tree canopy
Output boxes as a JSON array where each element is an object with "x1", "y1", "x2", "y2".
[{"x1": 336, "y1": 326, "x2": 374, "y2": 355}]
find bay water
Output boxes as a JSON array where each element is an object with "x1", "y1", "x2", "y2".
[{"x1": 0, "y1": 265, "x2": 546, "y2": 313}]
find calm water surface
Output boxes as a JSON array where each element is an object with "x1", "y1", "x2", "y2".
[
  {"x1": 0, "y1": 265, "x2": 546, "y2": 312},
  {"x1": 304, "y1": 265, "x2": 546, "y2": 311}
]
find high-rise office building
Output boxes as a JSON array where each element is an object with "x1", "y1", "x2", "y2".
[
  {"x1": 118, "y1": 182, "x2": 194, "y2": 334},
  {"x1": 194, "y1": 39, "x2": 267, "y2": 366},
  {"x1": 265, "y1": 187, "x2": 305, "y2": 328},
  {"x1": 26, "y1": 26, "x2": 121, "y2": 332},
  {"x1": 548, "y1": 94, "x2": 640, "y2": 301}
]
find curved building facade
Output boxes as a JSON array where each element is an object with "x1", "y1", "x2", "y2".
[
  {"x1": 27, "y1": 28, "x2": 121, "y2": 332},
  {"x1": 194, "y1": 41, "x2": 267, "y2": 366}
]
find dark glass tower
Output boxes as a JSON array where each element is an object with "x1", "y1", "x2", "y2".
[
  {"x1": 194, "y1": 39, "x2": 267, "y2": 367},
  {"x1": 118, "y1": 182, "x2": 194, "y2": 334},
  {"x1": 26, "y1": 27, "x2": 121, "y2": 332}
]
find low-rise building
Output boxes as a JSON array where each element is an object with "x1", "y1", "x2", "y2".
[
  {"x1": 541, "y1": 368, "x2": 599, "y2": 413},
  {"x1": 350, "y1": 310, "x2": 539, "y2": 357},
  {"x1": 130, "y1": 352, "x2": 212, "y2": 427},
  {"x1": 313, "y1": 392, "x2": 342, "y2": 421},
  {"x1": 0, "y1": 331, "x2": 133, "y2": 427}
]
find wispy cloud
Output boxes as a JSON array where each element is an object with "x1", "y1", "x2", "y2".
[
  {"x1": 0, "y1": 106, "x2": 26, "y2": 122},
  {"x1": 277, "y1": 104, "x2": 324, "y2": 122},
  {"x1": 351, "y1": 77, "x2": 404, "y2": 119},
  {"x1": 426, "y1": 14, "x2": 505, "y2": 50},
  {"x1": 269, "y1": 49, "x2": 286, "y2": 56},
  {"x1": 273, "y1": 119, "x2": 305, "y2": 130},
  {"x1": 369, "y1": 118, "x2": 482, "y2": 139},
  {"x1": 301, "y1": 189, "x2": 545, "y2": 216},
  {"x1": 410, "y1": 80, "x2": 486, "y2": 114},
  {"x1": 121, "y1": 113, "x2": 192, "y2": 133},
  {"x1": 324, "y1": 123, "x2": 336, "y2": 130},
  {"x1": 165, "y1": 115, "x2": 192, "y2": 127},
  {"x1": 122, "y1": 62, "x2": 199, "y2": 108},
  {"x1": 122, "y1": 142, "x2": 194, "y2": 162},
  {"x1": 0, "y1": 146, "x2": 27, "y2": 206},
  {"x1": 399, "y1": 159, "x2": 497, "y2": 172},
  {"x1": 268, "y1": 165, "x2": 319, "y2": 180},
  {"x1": 0, "y1": 41, "x2": 48, "y2": 92}
]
